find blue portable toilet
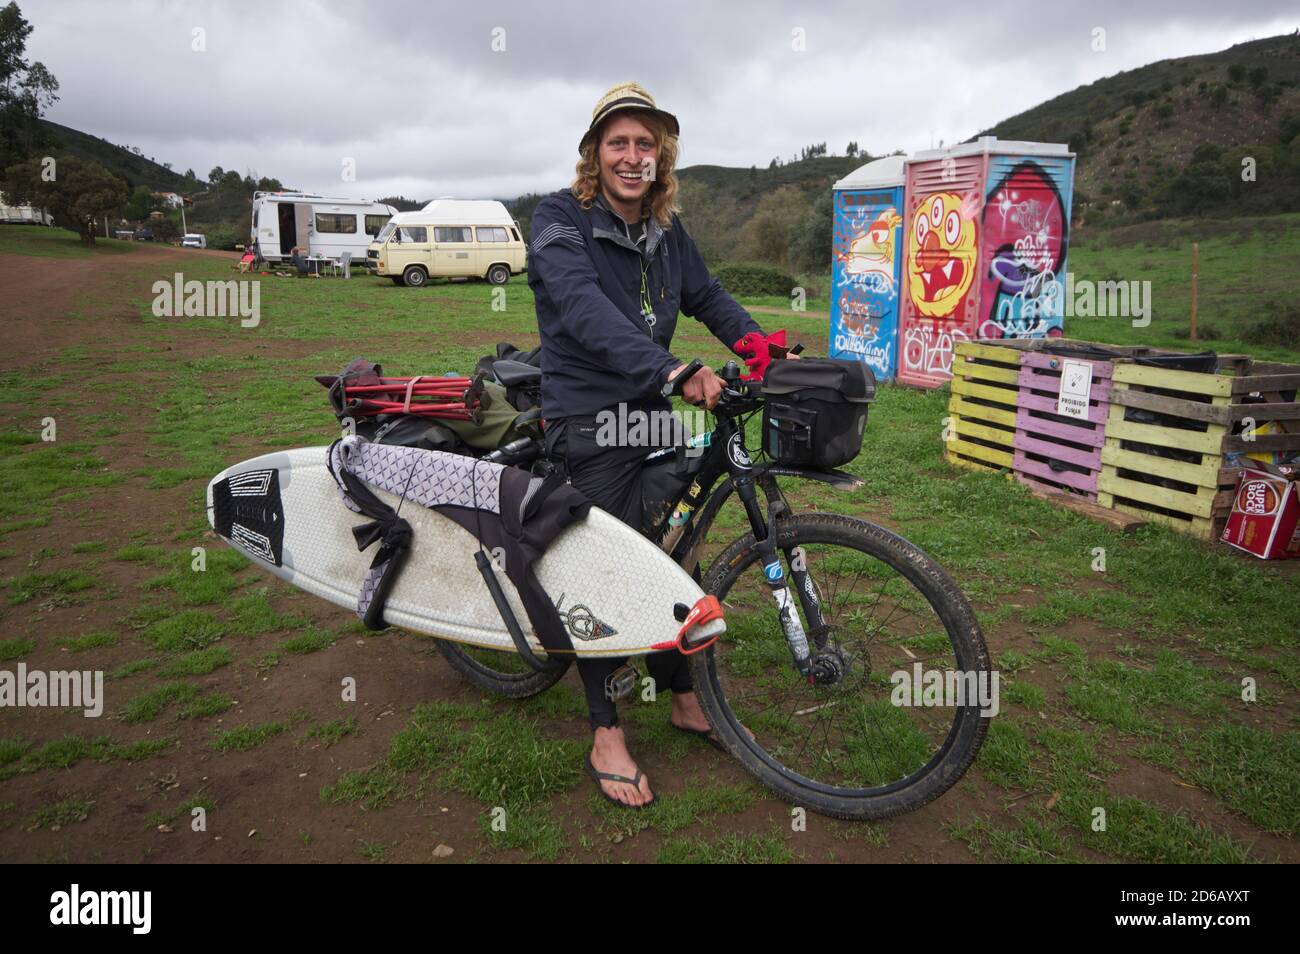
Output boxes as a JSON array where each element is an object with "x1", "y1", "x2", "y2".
[{"x1": 829, "y1": 155, "x2": 907, "y2": 381}]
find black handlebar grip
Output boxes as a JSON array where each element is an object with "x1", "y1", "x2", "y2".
[{"x1": 662, "y1": 358, "x2": 705, "y2": 397}]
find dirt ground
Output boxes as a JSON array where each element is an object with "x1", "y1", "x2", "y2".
[{"x1": 0, "y1": 243, "x2": 1294, "y2": 864}]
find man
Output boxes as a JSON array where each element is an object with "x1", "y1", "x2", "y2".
[{"x1": 529, "y1": 82, "x2": 767, "y2": 807}]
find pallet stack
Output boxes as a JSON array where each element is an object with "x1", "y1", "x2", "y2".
[
  {"x1": 1013, "y1": 351, "x2": 1113, "y2": 500},
  {"x1": 945, "y1": 341, "x2": 1021, "y2": 473},
  {"x1": 1098, "y1": 358, "x2": 1300, "y2": 541},
  {"x1": 942, "y1": 339, "x2": 1300, "y2": 544}
]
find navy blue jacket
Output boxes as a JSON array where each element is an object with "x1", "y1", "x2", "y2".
[{"x1": 528, "y1": 189, "x2": 761, "y2": 419}]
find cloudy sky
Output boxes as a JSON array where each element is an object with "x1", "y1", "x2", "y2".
[{"x1": 22, "y1": 0, "x2": 1299, "y2": 202}]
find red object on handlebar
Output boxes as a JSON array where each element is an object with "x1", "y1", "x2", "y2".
[{"x1": 733, "y1": 329, "x2": 789, "y2": 381}]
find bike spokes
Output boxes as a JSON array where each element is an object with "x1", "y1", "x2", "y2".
[{"x1": 714, "y1": 539, "x2": 968, "y2": 792}]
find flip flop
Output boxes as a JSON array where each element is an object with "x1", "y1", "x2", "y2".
[
  {"x1": 670, "y1": 720, "x2": 727, "y2": 753},
  {"x1": 585, "y1": 753, "x2": 656, "y2": 809}
]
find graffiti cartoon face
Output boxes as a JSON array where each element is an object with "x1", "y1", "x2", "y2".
[
  {"x1": 907, "y1": 192, "x2": 978, "y2": 319},
  {"x1": 846, "y1": 207, "x2": 902, "y2": 282}
]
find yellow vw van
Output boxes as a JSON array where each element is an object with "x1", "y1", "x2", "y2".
[{"x1": 368, "y1": 199, "x2": 526, "y2": 287}]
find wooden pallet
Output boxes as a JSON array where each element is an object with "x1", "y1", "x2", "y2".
[
  {"x1": 945, "y1": 340, "x2": 1021, "y2": 473},
  {"x1": 1097, "y1": 359, "x2": 1300, "y2": 540},
  {"x1": 1012, "y1": 351, "x2": 1113, "y2": 499}
]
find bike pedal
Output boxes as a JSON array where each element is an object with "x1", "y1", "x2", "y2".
[{"x1": 604, "y1": 663, "x2": 641, "y2": 703}]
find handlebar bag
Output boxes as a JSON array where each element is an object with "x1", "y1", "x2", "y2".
[{"x1": 761, "y1": 359, "x2": 875, "y2": 469}]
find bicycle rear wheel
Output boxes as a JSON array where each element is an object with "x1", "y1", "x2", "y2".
[
  {"x1": 691, "y1": 512, "x2": 991, "y2": 820},
  {"x1": 433, "y1": 640, "x2": 570, "y2": 698}
]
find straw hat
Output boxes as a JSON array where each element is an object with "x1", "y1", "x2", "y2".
[{"x1": 579, "y1": 82, "x2": 680, "y2": 154}]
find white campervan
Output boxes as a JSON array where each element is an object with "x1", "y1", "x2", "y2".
[
  {"x1": 250, "y1": 192, "x2": 397, "y2": 265},
  {"x1": 366, "y1": 198, "x2": 526, "y2": 287}
]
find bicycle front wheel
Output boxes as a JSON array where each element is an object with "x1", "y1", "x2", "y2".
[{"x1": 692, "y1": 512, "x2": 991, "y2": 820}]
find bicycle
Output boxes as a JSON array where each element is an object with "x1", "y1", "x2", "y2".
[{"x1": 434, "y1": 358, "x2": 991, "y2": 820}]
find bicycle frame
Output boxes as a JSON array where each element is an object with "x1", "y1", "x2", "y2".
[{"x1": 647, "y1": 397, "x2": 865, "y2": 678}]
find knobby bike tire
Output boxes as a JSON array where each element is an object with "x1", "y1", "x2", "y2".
[
  {"x1": 691, "y1": 512, "x2": 991, "y2": 820},
  {"x1": 433, "y1": 639, "x2": 570, "y2": 698}
]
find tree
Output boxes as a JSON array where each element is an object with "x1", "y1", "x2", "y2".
[
  {"x1": 1, "y1": 155, "x2": 127, "y2": 244},
  {"x1": 1227, "y1": 63, "x2": 1245, "y2": 83},
  {"x1": 122, "y1": 183, "x2": 153, "y2": 220},
  {"x1": 208, "y1": 165, "x2": 224, "y2": 184},
  {"x1": 846, "y1": 141, "x2": 858, "y2": 157},
  {"x1": 789, "y1": 189, "x2": 833, "y2": 273},
  {"x1": 0, "y1": 1, "x2": 60, "y2": 170},
  {"x1": 150, "y1": 212, "x2": 180, "y2": 242},
  {"x1": 184, "y1": 168, "x2": 196, "y2": 180},
  {"x1": 738, "y1": 185, "x2": 807, "y2": 268}
]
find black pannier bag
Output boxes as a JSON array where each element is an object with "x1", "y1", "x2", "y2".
[
  {"x1": 762, "y1": 358, "x2": 875, "y2": 469},
  {"x1": 640, "y1": 443, "x2": 707, "y2": 537}
]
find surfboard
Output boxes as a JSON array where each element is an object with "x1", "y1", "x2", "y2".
[{"x1": 206, "y1": 446, "x2": 724, "y2": 658}]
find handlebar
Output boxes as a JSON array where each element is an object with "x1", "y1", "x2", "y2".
[{"x1": 662, "y1": 358, "x2": 705, "y2": 398}]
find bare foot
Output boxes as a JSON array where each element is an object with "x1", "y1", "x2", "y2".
[
  {"x1": 670, "y1": 692, "x2": 755, "y2": 742},
  {"x1": 589, "y1": 726, "x2": 654, "y2": 806}
]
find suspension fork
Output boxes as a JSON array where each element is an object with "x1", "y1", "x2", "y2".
[
  {"x1": 734, "y1": 469, "x2": 816, "y2": 677},
  {"x1": 756, "y1": 475, "x2": 830, "y2": 652}
]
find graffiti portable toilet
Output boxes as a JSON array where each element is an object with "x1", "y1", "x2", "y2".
[
  {"x1": 896, "y1": 137, "x2": 1075, "y2": 389},
  {"x1": 828, "y1": 155, "x2": 906, "y2": 381}
]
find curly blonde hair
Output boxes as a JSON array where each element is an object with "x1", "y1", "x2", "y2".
[{"x1": 571, "y1": 112, "x2": 680, "y2": 228}]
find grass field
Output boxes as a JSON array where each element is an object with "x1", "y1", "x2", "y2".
[{"x1": 0, "y1": 221, "x2": 1297, "y2": 863}]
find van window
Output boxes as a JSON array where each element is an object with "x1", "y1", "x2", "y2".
[
  {"x1": 396, "y1": 226, "x2": 427, "y2": 243},
  {"x1": 375, "y1": 221, "x2": 397, "y2": 243},
  {"x1": 364, "y1": 214, "x2": 391, "y2": 236},
  {"x1": 510, "y1": 227, "x2": 521, "y2": 242},
  {"x1": 435, "y1": 227, "x2": 473, "y2": 243},
  {"x1": 316, "y1": 213, "x2": 358, "y2": 234},
  {"x1": 476, "y1": 227, "x2": 509, "y2": 243}
]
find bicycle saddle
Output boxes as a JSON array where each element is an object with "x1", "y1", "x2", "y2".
[{"x1": 493, "y1": 360, "x2": 543, "y2": 388}]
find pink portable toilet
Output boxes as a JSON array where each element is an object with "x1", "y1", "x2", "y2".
[{"x1": 896, "y1": 137, "x2": 1075, "y2": 389}]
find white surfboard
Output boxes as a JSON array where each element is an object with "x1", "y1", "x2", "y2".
[{"x1": 206, "y1": 446, "x2": 724, "y2": 659}]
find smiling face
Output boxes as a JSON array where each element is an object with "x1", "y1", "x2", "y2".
[
  {"x1": 597, "y1": 113, "x2": 658, "y2": 221},
  {"x1": 847, "y1": 206, "x2": 902, "y2": 277},
  {"x1": 907, "y1": 192, "x2": 978, "y2": 319}
]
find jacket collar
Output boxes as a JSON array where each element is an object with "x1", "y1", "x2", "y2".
[{"x1": 591, "y1": 191, "x2": 664, "y2": 259}]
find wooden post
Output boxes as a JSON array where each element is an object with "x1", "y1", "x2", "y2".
[{"x1": 1190, "y1": 242, "x2": 1199, "y2": 342}]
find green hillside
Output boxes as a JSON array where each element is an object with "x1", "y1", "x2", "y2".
[
  {"x1": 38, "y1": 119, "x2": 193, "y2": 194},
  {"x1": 975, "y1": 34, "x2": 1300, "y2": 219}
]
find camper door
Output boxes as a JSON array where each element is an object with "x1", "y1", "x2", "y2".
[
  {"x1": 432, "y1": 226, "x2": 474, "y2": 277},
  {"x1": 294, "y1": 203, "x2": 313, "y2": 254}
]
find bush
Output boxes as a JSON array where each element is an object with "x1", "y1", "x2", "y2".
[
  {"x1": 201, "y1": 224, "x2": 242, "y2": 251},
  {"x1": 1243, "y1": 303, "x2": 1300, "y2": 347},
  {"x1": 712, "y1": 262, "x2": 798, "y2": 298}
]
